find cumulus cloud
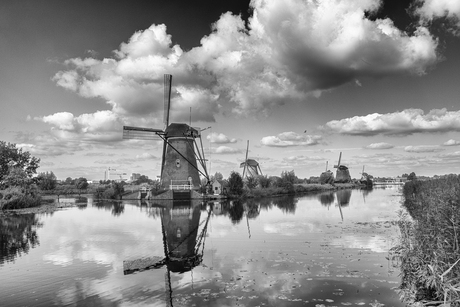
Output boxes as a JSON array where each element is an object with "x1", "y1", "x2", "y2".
[
  {"x1": 37, "y1": 110, "x2": 123, "y2": 142},
  {"x1": 207, "y1": 132, "x2": 237, "y2": 144},
  {"x1": 261, "y1": 132, "x2": 322, "y2": 147},
  {"x1": 405, "y1": 145, "x2": 444, "y2": 153},
  {"x1": 322, "y1": 108, "x2": 460, "y2": 136},
  {"x1": 50, "y1": 0, "x2": 441, "y2": 133},
  {"x1": 364, "y1": 142, "x2": 395, "y2": 149},
  {"x1": 443, "y1": 139, "x2": 460, "y2": 146},
  {"x1": 415, "y1": 0, "x2": 460, "y2": 34}
]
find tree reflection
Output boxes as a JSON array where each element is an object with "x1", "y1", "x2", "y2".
[
  {"x1": 226, "y1": 200, "x2": 244, "y2": 224},
  {"x1": 93, "y1": 201, "x2": 124, "y2": 216},
  {"x1": 272, "y1": 195, "x2": 297, "y2": 213},
  {"x1": 318, "y1": 192, "x2": 335, "y2": 207},
  {"x1": 0, "y1": 213, "x2": 43, "y2": 264}
]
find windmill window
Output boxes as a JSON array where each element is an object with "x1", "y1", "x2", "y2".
[{"x1": 176, "y1": 159, "x2": 180, "y2": 168}]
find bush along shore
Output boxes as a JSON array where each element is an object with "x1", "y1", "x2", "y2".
[{"x1": 391, "y1": 175, "x2": 460, "y2": 306}]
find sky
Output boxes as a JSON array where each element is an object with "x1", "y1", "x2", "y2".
[{"x1": 1, "y1": 0, "x2": 460, "y2": 181}]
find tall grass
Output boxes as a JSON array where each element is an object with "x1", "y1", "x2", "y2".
[{"x1": 391, "y1": 175, "x2": 460, "y2": 306}]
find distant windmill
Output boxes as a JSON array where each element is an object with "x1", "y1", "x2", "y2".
[
  {"x1": 333, "y1": 152, "x2": 351, "y2": 183},
  {"x1": 240, "y1": 140, "x2": 263, "y2": 179},
  {"x1": 123, "y1": 74, "x2": 210, "y2": 198}
]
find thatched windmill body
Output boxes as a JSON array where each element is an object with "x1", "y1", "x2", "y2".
[
  {"x1": 123, "y1": 75, "x2": 209, "y2": 197},
  {"x1": 240, "y1": 140, "x2": 263, "y2": 179},
  {"x1": 333, "y1": 152, "x2": 351, "y2": 183}
]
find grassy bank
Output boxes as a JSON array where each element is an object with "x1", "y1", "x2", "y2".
[{"x1": 392, "y1": 175, "x2": 460, "y2": 306}]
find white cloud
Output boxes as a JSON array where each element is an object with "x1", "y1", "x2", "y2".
[
  {"x1": 213, "y1": 146, "x2": 242, "y2": 154},
  {"x1": 322, "y1": 108, "x2": 460, "y2": 136},
  {"x1": 50, "y1": 0, "x2": 440, "y2": 128},
  {"x1": 415, "y1": 0, "x2": 460, "y2": 34},
  {"x1": 207, "y1": 132, "x2": 237, "y2": 144},
  {"x1": 443, "y1": 139, "x2": 460, "y2": 146},
  {"x1": 261, "y1": 132, "x2": 322, "y2": 147},
  {"x1": 364, "y1": 142, "x2": 395, "y2": 149},
  {"x1": 37, "y1": 110, "x2": 123, "y2": 142},
  {"x1": 404, "y1": 145, "x2": 444, "y2": 153}
]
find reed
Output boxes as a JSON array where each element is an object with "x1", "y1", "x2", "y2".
[{"x1": 391, "y1": 175, "x2": 460, "y2": 306}]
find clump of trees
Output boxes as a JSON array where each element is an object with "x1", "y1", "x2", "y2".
[{"x1": 0, "y1": 141, "x2": 41, "y2": 209}]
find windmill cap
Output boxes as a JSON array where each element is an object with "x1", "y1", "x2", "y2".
[
  {"x1": 240, "y1": 159, "x2": 259, "y2": 167},
  {"x1": 165, "y1": 123, "x2": 199, "y2": 138}
]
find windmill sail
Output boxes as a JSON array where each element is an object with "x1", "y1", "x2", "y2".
[
  {"x1": 240, "y1": 140, "x2": 262, "y2": 179},
  {"x1": 121, "y1": 73, "x2": 210, "y2": 199},
  {"x1": 122, "y1": 126, "x2": 163, "y2": 140}
]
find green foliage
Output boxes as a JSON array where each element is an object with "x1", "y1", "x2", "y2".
[
  {"x1": 280, "y1": 170, "x2": 297, "y2": 192},
  {"x1": 1, "y1": 167, "x2": 31, "y2": 188},
  {"x1": 0, "y1": 185, "x2": 41, "y2": 210},
  {"x1": 37, "y1": 171, "x2": 57, "y2": 190},
  {"x1": 0, "y1": 141, "x2": 40, "y2": 182},
  {"x1": 228, "y1": 171, "x2": 244, "y2": 196},
  {"x1": 245, "y1": 176, "x2": 258, "y2": 190},
  {"x1": 75, "y1": 177, "x2": 88, "y2": 190},
  {"x1": 258, "y1": 175, "x2": 271, "y2": 188},
  {"x1": 407, "y1": 172, "x2": 417, "y2": 181}
]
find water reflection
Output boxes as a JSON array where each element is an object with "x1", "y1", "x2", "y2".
[
  {"x1": 93, "y1": 200, "x2": 125, "y2": 216},
  {"x1": 0, "y1": 213, "x2": 43, "y2": 264},
  {"x1": 0, "y1": 188, "x2": 405, "y2": 307},
  {"x1": 336, "y1": 189, "x2": 352, "y2": 206}
]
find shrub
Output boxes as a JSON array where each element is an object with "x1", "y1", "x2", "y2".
[{"x1": 0, "y1": 186, "x2": 41, "y2": 210}]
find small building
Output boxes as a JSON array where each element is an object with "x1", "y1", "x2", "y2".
[{"x1": 211, "y1": 179, "x2": 226, "y2": 195}]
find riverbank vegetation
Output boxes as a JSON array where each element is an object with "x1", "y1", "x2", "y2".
[{"x1": 392, "y1": 175, "x2": 460, "y2": 306}]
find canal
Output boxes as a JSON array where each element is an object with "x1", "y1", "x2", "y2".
[{"x1": 0, "y1": 187, "x2": 405, "y2": 306}]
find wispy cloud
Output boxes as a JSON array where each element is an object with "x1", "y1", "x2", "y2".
[
  {"x1": 443, "y1": 139, "x2": 460, "y2": 146},
  {"x1": 364, "y1": 142, "x2": 395, "y2": 149},
  {"x1": 404, "y1": 145, "x2": 445, "y2": 153},
  {"x1": 321, "y1": 108, "x2": 460, "y2": 136},
  {"x1": 207, "y1": 132, "x2": 237, "y2": 144},
  {"x1": 261, "y1": 132, "x2": 322, "y2": 147},
  {"x1": 213, "y1": 146, "x2": 242, "y2": 154}
]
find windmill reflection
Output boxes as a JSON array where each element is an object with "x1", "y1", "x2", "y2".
[{"x1": 123, "y1": 200, "x2": 213, "y2": 306}]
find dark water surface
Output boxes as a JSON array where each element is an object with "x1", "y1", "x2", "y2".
[{"x1": 0, "y1": 187, "x2": 404, "y2": 306}]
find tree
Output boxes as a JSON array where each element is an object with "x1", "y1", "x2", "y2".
[
  {"x1": 75, "y1": 177, "x2": 88, "y2": 196},
  {"x1": 407, "y1": 172, "x2": 417, "y2": 181},
  {"x1": 2, "y1": 167, "x2": 30, "y2": 189},
  {"x1": 214, "y1": 172, "x2": 223, "y2": 181},
  {"x1": 245, "y1": 176, "x2": 258, "y2": 190},
  {"x1": 0, "y1": 141, "x2": 40, "y2": 182},
  {"x1": 37, "y1": 171, "x2": 57, "y2": 191},
  {"x1": 228, "y1": 171, "x2": 244, "y2": 196},
  {"x1": 258, "y1": 175, "x2": 271, "y2": 188}
]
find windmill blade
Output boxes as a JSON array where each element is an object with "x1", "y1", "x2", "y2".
[
  {"x1": 243, "y1": 140, "x2": 249, "y2": 178},
  {"x1": 123, "y1": 256, "x2": 166, "y2": 275},
  {"x1": 334, "y1": 152, "x2": 342, "y2": 168},
  {"x1": 123, "y1": 126, "x2": 164, "y2": 140},
  {"x1": 164, "y1": 74, "x2": 172, "y2": 129}
]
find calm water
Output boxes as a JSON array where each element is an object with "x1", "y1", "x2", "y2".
[{"x1": 0, "y1": 187, "x2": 405, "y2": 307}]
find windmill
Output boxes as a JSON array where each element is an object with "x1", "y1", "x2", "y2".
[
  {"x1": 123, "y1": 202, "x2": 213, "y2": 306},
  {"x1": 122, "y1": 74, "x2": 210, "y2": 199},
  {"x1": 240, "y1": 140, "x2": 263, "y2": 179},
  {"x1": 333, "y1": 152, "x2": 351, "y2": 183}
]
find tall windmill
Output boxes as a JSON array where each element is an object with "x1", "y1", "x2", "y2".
[
  {"x1": 122, "y1": 74, "x2": 210, "y2": 198},
  {"x1": 240, "y1": 140, "x2": 263, "y2": 179},
  {"x1": 333, "y1": 152, "x2": 351, "y2": 183}
]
